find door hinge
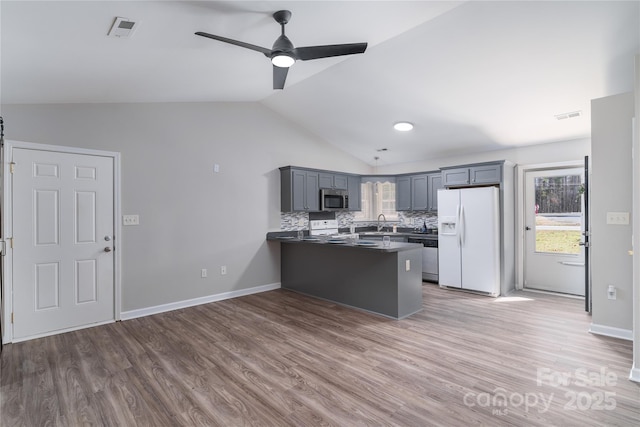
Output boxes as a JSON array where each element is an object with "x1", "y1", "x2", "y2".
[
  {"x1": 9, "y1": 162, "x2": 15, "y2": 174},
  {"x1": 11, "y1": 312, "x2": 14, "y2": 324}
]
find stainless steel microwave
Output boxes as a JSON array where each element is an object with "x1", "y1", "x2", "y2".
[{"x1": 320, "y1": 188, "x2": 349, "y2": 211}]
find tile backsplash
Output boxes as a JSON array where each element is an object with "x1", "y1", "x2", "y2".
[{"x1": 280, "y1": 211, "x2": 438, "y2": 230}]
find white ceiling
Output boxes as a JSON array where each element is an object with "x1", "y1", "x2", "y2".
[{"x1": 2, "y1": 1, "x2": 639, "y2": 166}]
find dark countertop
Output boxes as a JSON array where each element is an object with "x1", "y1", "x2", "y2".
[{"x1": 266, "y1": 234, "x2": 422, "y2": 253}]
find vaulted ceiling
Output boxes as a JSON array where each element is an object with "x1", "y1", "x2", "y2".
[{"x1": 2, "y1": 1, "x2": 639, "y2": 166}]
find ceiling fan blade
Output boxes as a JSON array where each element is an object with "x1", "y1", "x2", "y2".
[
  {"x1": 294, "y1": 42, "x2": 368, "y2": 61},
  {"x1": 195, "y1": 32, "x2": 271, "y2": 56},
  {"x1": 273, "y1": 65, "x2": 289, "y2": 90}
]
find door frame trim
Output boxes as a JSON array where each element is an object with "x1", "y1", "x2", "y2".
[
  {"x1": 1, "y1": 140, "x2": 122, "y2": 344},
  {"x1": 515, "y1": 160, "x2": 584, "y2": 291}
]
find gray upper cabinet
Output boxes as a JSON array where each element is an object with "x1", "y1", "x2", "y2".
[
  {"x1": 281, "y1": 168, "x2": 319, "y2": 212},
  {"x1": 396, "y1": 173, "x2": 439, "y2": 211},
  {"x1": 427, "y1": 173, "x2": 443, "y2": 212},
  {"x1": 396, "y1": 176, "x2": 412, "y2": 211},
  {"x1": 347, "y1": 175, "x2": 361, "y2": 211},
  {"x1": 442, "y1": 163, "x2": 502, "y2": 187},
  {"x1": 411, "y1": 174, "x2": 429, "y2": 211},
  {"x1": 442, "y1": 167, "x2": 470, "y2": 186},
  {"x1": 319, "y1": 173, "x2": 348, "y2": 190},
  {"x1": 470, "y1": 164, "x2": 501, "y2": 185}
]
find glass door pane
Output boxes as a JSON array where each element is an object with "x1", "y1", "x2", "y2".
[{"x1": 534, "y1": 174, "x2": 582, "y2": 254}]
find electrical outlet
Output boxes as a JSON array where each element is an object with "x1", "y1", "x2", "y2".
[
  {"x1": 606, "y1": 212, "x2": 629, "y2": 225},
  {"x1": 220, "y1": 265, "x2": 227, "y2": 275},
  {"x1": 214, "y1": 164, "x2": 220, "y2": 173},
  {"x1": 123, "y1": 214, "x2": 139, "y2": 226},
  {"x1": 298, "y1": 218, "x2": 305, "y2": 227},
  {"x1": 201, "y1": 269, "x2": 207, "y2": 278},
  {"x1": 607, "y1": 285, "x2": 616, "y2": 300}
]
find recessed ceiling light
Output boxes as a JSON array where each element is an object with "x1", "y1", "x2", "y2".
[{"x1": 394, "y1": 122, "x2": 414, "y2": 131}]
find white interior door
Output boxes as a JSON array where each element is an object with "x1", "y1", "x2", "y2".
[
  {"x1": 524, "y1": 168, "x2": 585, "y2": 295},
  {"x1": 12, "y1": 148, "x2": 115, "y2": 340}
]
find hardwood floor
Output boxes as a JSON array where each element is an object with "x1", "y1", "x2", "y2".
[{"x1": 2, "y1": 284, "x2": 639, "y2": 426}]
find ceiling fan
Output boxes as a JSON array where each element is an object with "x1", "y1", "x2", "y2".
[{"x1": 195, "y1": 10, "x2": 368, "y2": 90}]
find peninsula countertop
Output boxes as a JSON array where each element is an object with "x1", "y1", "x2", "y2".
[{"x1": 266, "y1": 233, "x2": 424, "y2": 253}]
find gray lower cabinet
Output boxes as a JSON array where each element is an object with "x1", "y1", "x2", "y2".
[
  {"x1": 442, "y1": 163, "x2": 502, "y2": 187},
  {"x1": 347, "y1": 175, "x2": 361, "y2": 211},
  {"x1": 280, "y1": 242, "x2": 422, "y2": 319},
  {"x1": 281, "y1": 168, "x2": 319, "y2": 212},
  {"x1": 319, "y1": 172, "x2": 348, "y2": 190}
]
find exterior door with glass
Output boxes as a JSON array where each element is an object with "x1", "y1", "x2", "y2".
[{"x1": 524, "y1": 168, "x2": 585, "y2": 295}]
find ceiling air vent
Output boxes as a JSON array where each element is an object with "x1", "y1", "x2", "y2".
[
  {"x1": 554, "y1": 110, "x2": 582, "y2": 120},
  {"x1": 108, "y1": 17, "x2": 139, "y2": 38}
]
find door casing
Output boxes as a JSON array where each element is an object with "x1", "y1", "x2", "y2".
[{"x1": 1, "y1": 140, "x2": 122, "y2": 343}]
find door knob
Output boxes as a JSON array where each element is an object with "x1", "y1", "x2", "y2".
[
  {"x1": 105, "y1": 236, "x2": 111, "y2": 241},
  {"x1": 525, "y1": 226, "x2": 531, "y2": 231},
  {"x1": 104, "y1": 247, "x2": 112, "y2": 252}
]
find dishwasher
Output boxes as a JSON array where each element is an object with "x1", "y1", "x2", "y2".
[{"x1": 407, "y1": 236, "x2": 438, "y2": 283}]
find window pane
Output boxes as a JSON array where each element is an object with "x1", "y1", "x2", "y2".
[
  {"x1": 534, "y1": 175, "x2": 582, "y2": 254},
  {"x1": 354, "y1": 181, "x2": 396, "y2": 220}
]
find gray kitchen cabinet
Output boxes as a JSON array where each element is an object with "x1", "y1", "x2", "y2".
[
  {"x1": 397, "y1": 173, "x2": 438, "y2": 211},
  {"x1": 427, "y1": 173, "x2": 443, "y2": 211},
  {"x1": 319, "y1": 172, "x2": 348, "y2": 190},
  {"x1": 281, "y1": 168, "x2": 319, "y2": 212},
  {"x1": 442, "y1": 163, "x2": 502, "y2": 187},
  {"x1": 396, "y1": 176, "x2": 412, "y2": 211},
  {"x1": 347, "y1": 175, "x2": 361, "y2": 211},
  {"x1": 470, "y1": 164, "x2": 501, "y2": 185},
  {"x1": 442, "y1": 167, "x2": 470, "y2": 186},
  {"x1": 411, "y1": 174, "x2": 429, "y2": 210}
]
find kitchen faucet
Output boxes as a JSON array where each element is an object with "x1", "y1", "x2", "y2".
[{"x1": 377, "y1": 213, "x2": 387, "y2": 232}]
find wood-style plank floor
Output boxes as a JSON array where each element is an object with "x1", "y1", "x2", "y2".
[{"x1": 1, "y1": 284, "x2": 639, "y2": 426}]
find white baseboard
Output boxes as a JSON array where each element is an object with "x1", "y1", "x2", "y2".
[
  {"x1": 588, "y1": 323, "x2": 633, "y2": 341},
  {"x1": 630, "y1": 365, "x2": 640, "y2": 383},
  {"x1": 120, "y1": 282, "x2": 281, "y2": 321}
]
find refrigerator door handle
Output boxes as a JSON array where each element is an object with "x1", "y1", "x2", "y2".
[
  {"x1": 455, "y1": 204, "x2": 461, "y2": 247},
  {"x1": 459, "y1": 204, "x2": 465, "y2": 247}
]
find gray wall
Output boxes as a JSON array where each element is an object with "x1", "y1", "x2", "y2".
[
  {"x1": 591, "y1": 92, "x2": 635, "y2": 332},
  {"x1": 2, "y1": 102, "x2": 372, "y2": 312}
]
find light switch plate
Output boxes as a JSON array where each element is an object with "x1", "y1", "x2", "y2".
[
  {"x1": 606, "y1": 212, "x2": 629, "y2": 225},
  {"x1": 123, "y1": 214, "x2": 139, "y2": 226},
  {"x1": 405, "y1": 260, "x2": 411, "y2": 271}
]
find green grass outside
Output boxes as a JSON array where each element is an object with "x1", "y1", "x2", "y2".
[{"x1": 536, "y1": 230, "x2": 581, "y2": 254}]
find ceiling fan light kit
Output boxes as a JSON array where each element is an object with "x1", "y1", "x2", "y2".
[
  {"x1": 196, "y1": 10, "x2": 367, "y2": 89},
  {"x1": 272, "y1": 54, "x2": 295, "y2": 68}
]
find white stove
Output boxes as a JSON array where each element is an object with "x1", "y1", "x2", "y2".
[{"x1": 309, "y1": 219, "x2": 339, "y2": 236}]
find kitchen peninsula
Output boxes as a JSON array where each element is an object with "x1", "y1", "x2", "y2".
[{"x1": 267, "y1": 236, "x2": 423, "y2": 319}]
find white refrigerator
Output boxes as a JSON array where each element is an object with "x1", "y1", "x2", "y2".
[{"x1": 438, "y1": 187, "x2": 500, "y2": 296}]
